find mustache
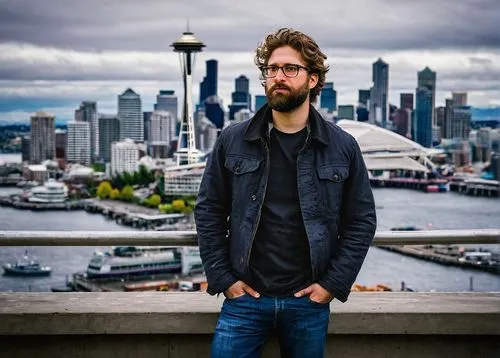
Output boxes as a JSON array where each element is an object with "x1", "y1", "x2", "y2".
[{"x1": 270, "y1": 84, "x2": 291, "y2": 91}]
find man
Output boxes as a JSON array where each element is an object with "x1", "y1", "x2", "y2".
[{"x1": 195, "y1": 28, "x2": 377, "y2": 358}]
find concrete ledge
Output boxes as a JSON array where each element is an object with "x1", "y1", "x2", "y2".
[{"x1": 1, "y1": 292, "x2": 499, "y2": 336}]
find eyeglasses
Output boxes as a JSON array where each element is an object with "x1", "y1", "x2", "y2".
[{"x1": 260, "y1": 64, "x2": 309, "y2": 78}]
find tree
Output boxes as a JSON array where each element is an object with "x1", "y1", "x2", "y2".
[
  {"x1": 144, "y1": 194, "x2": 161, "y2": 208},
  {"x1": 96, "y1": 181, "x2": 113, "y2": 199},
  {"x1": 159, "y1": 204, "x2": 173, "y2": 214},
  {"x1": 120, "y1": 185, "x2": 134, "y2": 202},
  {"x1": 171, "y1": 199, "x2": 186, "y2": 213},
  {"x1": 122, "y1": 171, "x2": 134, "y2": 186},
  {"x1": 110, "y1": 188, "x2": 120, "y2": 200}
]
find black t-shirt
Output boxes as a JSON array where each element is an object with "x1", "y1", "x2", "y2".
[{"x1": 249, "y1": 126, "x2": 313, "y2": 296}]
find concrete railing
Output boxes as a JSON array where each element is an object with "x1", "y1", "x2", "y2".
[
  {"x1": 1, "y1": 229, "x2": 499, "y2": 358},
  {"x1": 1, "y1": 228, "x2": 499, "y2": 246}
]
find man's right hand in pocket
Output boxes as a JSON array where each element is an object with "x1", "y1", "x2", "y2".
[{"x1": 224, "y1": 280, "x2": 260, "y2": 299}]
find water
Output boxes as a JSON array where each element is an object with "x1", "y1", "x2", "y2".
[{"x1": 0, "y1": 151, "x2": 499, "y2": 292}]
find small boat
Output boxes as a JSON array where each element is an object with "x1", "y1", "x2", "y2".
[
  {"x1": 2, "y1": 258, "x2": 52, "y2": 277},
  {"x1": 390, "y1": 225, "x2": 422, "y2": 231}
]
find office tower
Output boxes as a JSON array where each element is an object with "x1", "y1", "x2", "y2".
[
  {"x1": 255, "y1": 95, "x2": 267, "y2": 112},
  {"x1": 118, "y1": 88, "x2": 143, "y2": 142},
  {"x1": 338, "y1": 105, "x2": 355, "y2": 120},
  {"x1": 393, "y1": 109, "x2": 411, "y2": 137},
  {"x1": 154, "y1": 90, "x2": 178, "y2": 121},
  {"x1": 197, "y1": 117, "x2": 218, "y2": 152},
  {"x1": 21, "y1": 136, "x2": 30, "y2": 162},
  {"x1": 143, "y1": 111, "x2": 152, "y2": 142},
  {"x1": 66, "y1": 121, "x2": 91, "y2": 165},
  {"x1": 148, "y1": 110, "x2": 176, "y2": 144},
  {"x1": 30, "y1": 112, "x2": 56, "y2": 164},
  {"x1": 452, "y1": 106, "x2": 472, "y2": 140},
  {"x1": 358, "y1": 89, "x2": 370, "y2": 106},
  {"x1": 171, "y1": 28, "x2": 205, "y2": 165},
  {"x1": 55, "y1": 129, "x2": 67, "y2": 160},
  {"x1": 369, "y1": 58, "x2": 389, "y2": 127},
  {"x1": 400, "y1": 93, "x2": 414, "y2": 110},
  {"x1": 111, "y1": 139, "x2": 139, "y2": 175},
  {"x1": 199, "y1": 60, "x2": 218, "y2": 104},
  {"x1": 204, "y1": 96, "x2": 225, "y2": 129},
  {"x1": 452, "y1": 92, "x2": 467, "y2": 106},
  {"x1": 98, "y1": 114, "x2": 120, "y2": 162},
  {"x1": 415, "y1": 87, "x2": 433, "y2": 147},
  {"x1": 75, "y1": 101, "x2": 99, "y2": 160},
  {"x1": 229, "y1": 75, "x2": 251, "y2": 120},
  {"x1": 320, "y1": 82, "x2": 337, "y2": 112},
  {"x1": 417, "y1": 67, "x2": 437, "y2": 125}
]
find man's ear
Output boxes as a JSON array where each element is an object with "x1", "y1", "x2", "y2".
[{"x1": 309, "y1": 73, "x2": 319, "y2": 89}]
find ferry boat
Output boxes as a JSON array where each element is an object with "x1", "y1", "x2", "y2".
[
  {"x1": 2, "y1": 259, "x2": 52, "y2": 276},
  {"x1": 86, "y1": 246, "x2": 183, "y2": 279},
  {"x1": 27, "y1": 179, "x2": 68, "y2": 203}
]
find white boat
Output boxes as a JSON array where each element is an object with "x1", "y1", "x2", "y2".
[
  {"x1": 27, "y1": 179, "x2": 68, "y2": 203},
  {"x1": 86, "y1": 246, "x2": 183, "y2": 279}
]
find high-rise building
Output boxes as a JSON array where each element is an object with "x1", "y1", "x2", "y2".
[
  {"x1": 452, "y1": 106, "x2": 472, "y2": 140},
  {"x1": 111, "y1": 139, "x2": 139, "y2": 175},
  {"x1": 415, "y1": 87, "x2": 433, "y2": 147},
  {"x1": 21, "y1": 136, "x2": 30, "y2": 162},
  {"x1": 196, "y1": 117, "x2": 218, "y2": 152},
  {"x1": 229, "y1": 75, "x2": 251, "y2": 120},
  {"x1": 369, "y1": 58, "x2": 389, "y2": 127},
  {"x1": 149, "y1": 110, "x2": 176, "y2": 144},
  {"x1": 154, "y1": 90, "x2": 178, "y2": 121},
  {"x1": 452, "y1": 92, "x2": 467, "y2": 106},
  {"x1": 443, "y1": 99, "x2": 454, "y2": 139},
  {"x1": 338, "y1": 105, "x2": 355, "y2": 120},
  {"x1": 143, "y1": 111, "x2": 152, "y2": 142},
  {"x1": 358, "y1": 89, "x2": 370, "y2": 106},
  {"x1": 393, "y1": 109, "x2": 411, "y2": 137},
  {"x1": 204, "y1": 96, "x2": 225, "y2": 129},
  {"x1": 55, "y1": 129, "x2": 67, "y2": 160},
  {"x1": 417, "y1": 67, "x2": 437, "y2": 126},
  {"x1": 29, "y1": 112, "x2": 56, "y2": 164},
  {"x1": 255, "y1": 95, "x2": 267, "y2": 112},
  {"x1": 98, "y1": 114, "x2": 120, "y2": 162},
  {"x1": 400, "y1": 93, "x2": 414, "y2": 110},
  {"x1": 66, "y1": 121, "x2": 91, "y2": 165},
  {"x1": 75, "y1": 101, "x2": 99, "y2": 161},
  {"x1": 199, "y1": 60, "x2": 218, "y2": 104},
  {"x1": 320, "y1": 82, "x2": 337, "y2": 112},
  {"x1": 118, "y1": 88, "x2": 143, "y2": 142}
]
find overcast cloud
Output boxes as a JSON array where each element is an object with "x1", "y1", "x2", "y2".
[{"x1": 0, "y1": 0, "x2": 499, "y2": 121}]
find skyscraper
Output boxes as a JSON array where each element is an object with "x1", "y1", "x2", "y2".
[
  {"x1": 320, "y1": 82, "x2": 337, "y2": 112},
  {"x1": 29, "y1": 112, "x2": 56, "y2": 164},
  {"x1": 199, "y1": 60, "x2": 218, "y2": 104},
  {"x1": 417, "y1": 67, "x2": 437, "y2": 125},
  {"x1": 154, "y1": 90, "x2": 178, "y2": 120},
  {"x1": 75, "y1": 101, "x2": 99, "y2": 161},
  {"x1": 118, "y1": 88, "x2": 143, "y2": 142},
  {"x1": 338, "y1": 105, "x2": 355, "y2": 120},
  {"x1": 98, "y1": 114, "x2": 120, "y2": 162},
  {"x1": 452, "y1": 92, "x2": 467, "y2": 106},
  {"x1": 66, "y1": 121, "x2": 91, "y2": 165},
  {"x1": 149, "y1": 110, "x2": 176, "y2": 144},
  {"x1": 358, "y1": 89, "x2": 370, "y2": 106},
  {"x1": 229, "y1": 75, "x2": 251, "y2": 120},
  {"x1": 400, "y1": 93, "x2": 414, "y2": 111},
  {"x1": 369, "y1": 58, "x2": 389, "y2": 127},
  {"x1": 415, "y1": 87, "x2": 433, "y2": 147}
]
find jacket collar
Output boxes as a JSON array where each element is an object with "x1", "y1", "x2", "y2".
[{"x1": 243, "y1": 103, "x2": 329, "y2": 145}]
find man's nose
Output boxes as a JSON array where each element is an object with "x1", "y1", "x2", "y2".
[{"x1": 274, "y1": 68, "x2": 287, "y2": 81}]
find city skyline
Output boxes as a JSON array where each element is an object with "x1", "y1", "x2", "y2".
[{"x1": 0, "y1": 0, "x2": 499, "y2": 122}]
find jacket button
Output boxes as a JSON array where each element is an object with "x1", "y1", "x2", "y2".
[
  {"x1": 251, "y1": 194, "x2": 257, "y2": 201},
  {"x1": 234, "y1": 165, "x2": 241, "y2": 173},
  {"x1": 333, "y1": 174, "x2": 340, "y2": 181},
  {"x1": 240, "y1": 257, "x2": 244, "y2": 264}
]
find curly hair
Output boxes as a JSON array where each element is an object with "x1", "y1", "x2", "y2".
[{"x1": 255, "y1": 28, "x2": 329, "y2": 103}]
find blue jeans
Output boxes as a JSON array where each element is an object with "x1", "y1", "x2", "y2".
[{"x1": 211, "y1": 294, "x2": 330, "y2": 358}]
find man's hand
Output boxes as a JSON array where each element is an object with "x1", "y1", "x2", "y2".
[
  {"x1": 224, "y1": 280, "x2": 260, "y2": 299},
  {"x1": 294, "y1": 283, "x2": 334, "y2": 304}
]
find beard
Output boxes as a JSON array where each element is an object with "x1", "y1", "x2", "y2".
[{"x1": 265, "y1": 79, "x2": 310, "y2": 113}]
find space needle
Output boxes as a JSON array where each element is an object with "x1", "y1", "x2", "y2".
[{"x1": 171, "y1": 25, "x2": 205, "y2": 166}]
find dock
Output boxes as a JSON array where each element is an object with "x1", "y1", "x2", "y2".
[{"x1": 449, "y1": 178, "x2": 499, "y2": 197}]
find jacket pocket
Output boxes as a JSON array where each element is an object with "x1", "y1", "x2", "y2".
[
  {"x1": 316, "y1": 164, "x2": 349, "y2": 213},
  {"x1": 224, "y1": 154, "x2": 262, "y2": 212}
]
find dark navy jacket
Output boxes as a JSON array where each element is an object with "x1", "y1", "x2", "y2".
[{"x1": 194, "y1": 104, "x2": 377, "y2": 302}]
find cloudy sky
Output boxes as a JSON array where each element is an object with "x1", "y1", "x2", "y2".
[{"x1": 0, "y1": 0, "x2": 499, "y2": 122}]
